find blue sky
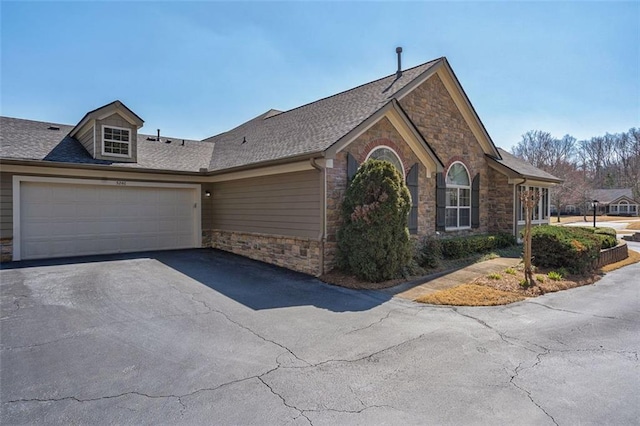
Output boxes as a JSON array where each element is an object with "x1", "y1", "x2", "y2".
[{"x1": 1, "y1": 1, "x2": 638, "y2": 150}]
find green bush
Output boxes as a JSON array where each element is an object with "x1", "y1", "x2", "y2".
[
  {"x1": 593, "y1": 227, "x2": 618, "y2": 249},
  {"x1": 337, "y1": 159, "x2": 412, "y2": 282},
  {"x1": 531, "y1": 226, "x2": 601, "y2": 274},
  {"x1": 416, "y1": 232, "x2": 516, "y2": 267},
  {"x1": 416, "y1": 237, "x2": 442, "y2": 269},
  {"x1": 439, "y1": 233, "x2": 516, "y2": 259}
]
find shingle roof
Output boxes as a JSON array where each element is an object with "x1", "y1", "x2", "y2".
[
  {"x1": 491, "y1": 148, "x2": 563, "y2": 183},
  {"x1": 591, "y1": 188, "x2": 636, "y2": 204},
  {"x1": 0, "y1": 116, "x2": 213, "y2": 172},
  {"x1": 204, "y1": 59, "x2": 441, "y2": 171}
]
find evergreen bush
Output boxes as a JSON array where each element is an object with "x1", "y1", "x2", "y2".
[
  {"x1": 531, "y1": 226, "x2": 601, "y2": 273},
  {"x1": 337, "y1": 159, "x2": 412, "y2": 282}
]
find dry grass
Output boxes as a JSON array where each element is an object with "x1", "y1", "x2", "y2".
[
  {"x1": 550, "y1": 215, "x2": 635, "y2": 225},
  {"x1": 626, "y1": 221, "x2": 640, "y2": 230},
  {"x1": 415, "y1": 284, "x2": 525, "y2": 306},
  {"x1": 418, "y1": 250, "x2": 640, "y2": 307}
]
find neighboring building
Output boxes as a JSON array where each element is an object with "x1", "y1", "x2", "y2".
[
  {"x1": 0, "y1": 54, "x2": 560, "y2": 275},
  {"x1": 590, "y1": 189, "x2": 639, "y2": 216}
]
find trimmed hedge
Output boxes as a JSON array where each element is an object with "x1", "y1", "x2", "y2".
[
  {"x1": 417, "y1": 233, "x2": 516, "y2": 267},
  {"x1": 593, "y1": 227, "x2": 618, "y2": 249},
  {"x1": 337, "y1": 159, "x2": 412, "y2": 282},
  {"x1": 530, "y1": 226, "x2": 603, "y2": 273}
]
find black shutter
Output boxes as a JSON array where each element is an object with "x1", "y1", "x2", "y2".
[
  {"x1": 471, "y1": 173, "x2": 480, "y2": 228},
  {"x1": 406, "y1": 163, "x2": 419, "y2": 234},
  {"x1": 436, "y1": 172, "x2": 446, "y2": 231},
  {"x1": 347, "y1": 152, "x2": 359, "y2": 182}
]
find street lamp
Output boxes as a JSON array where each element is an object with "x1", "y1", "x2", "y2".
[{"x1": 592, "y1": 200, "x2": 599, "y2": 228}]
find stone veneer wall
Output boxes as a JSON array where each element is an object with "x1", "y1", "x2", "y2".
[
  {"x1": 324, "y1": 117, "x2": 433, "y2": 273},
  {"x1": 399, "y1": 73, "x2": 491, "y2": 235},
  {"x1": 210, "y1": 230, "x2": 321, "y2": 276},
  {"x1": 0, "y1": 238, "x2": 12, "y2": 262},
  {"x1": 487, "y1": 167, "x2": 515, "y2": 234}
]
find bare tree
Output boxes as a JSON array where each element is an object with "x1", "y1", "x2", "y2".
[{"x1": 520, "y1": 188, "x2": 541, "y2": 287}]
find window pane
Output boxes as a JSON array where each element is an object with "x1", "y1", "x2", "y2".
[
  {"x1": 460, "y1": 208, "x2": 470, "y2": 227},
  {"x1": 446, "y1": 188, "x2": 458, "y2": 206},
  {"x1": 446, "y1": 163, "x2": 470, "y2": 186},
  {"x1": 460, "y1": 189, "x2": 470, "y2": 206},
  {"x1": 369, "y1": 147, "x2": 403, "y2": 174},
  {"x1": 104, "y1": 128, "x2": 113, "y2": 139},
  {"x1": 121, "y1": 131, "x2": 129, "y2": 142},
  {"x1": 446, "y1": 208, "x2": 458, "y2": 227}
]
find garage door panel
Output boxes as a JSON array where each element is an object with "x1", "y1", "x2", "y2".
[{"x1": 20, "y1": 181, "x2": 198, "y2": 260}]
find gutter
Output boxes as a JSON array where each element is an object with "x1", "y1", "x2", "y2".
[{"x1": 310, "y1": 157, "x2": 326, "y2": 276}]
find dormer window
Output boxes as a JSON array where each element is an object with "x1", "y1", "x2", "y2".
[{"x1": 102, "y1": 125, "x2": 131, "y2": 157}]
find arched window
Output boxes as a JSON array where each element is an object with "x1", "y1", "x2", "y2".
[
  {"x1": 445, "y1": 162, "x2": 471, "y2": 228},
  {"x1": 366, "y1": 146, "x2": 405, "y2": 176},
  {"x1": 618, "y1": 200, "x2": 629, "y2": 214}
]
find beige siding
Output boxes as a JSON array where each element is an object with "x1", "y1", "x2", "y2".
[
  {"x1": 77, "y1": 124, "x2": 94, "y2": 157},
  {"x1": 95, "y1": 113, "x2": 137, "y2": 163},
  {"x1": 211, "y1": 170, "x2": 321, "y2": 238},
  {"x1": 0, "y1": 173, "x2": 13, "y2": 239}
]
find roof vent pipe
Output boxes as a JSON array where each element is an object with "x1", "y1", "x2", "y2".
[
  {"x1": 396, "y1": 47, "x2": 403, "y2": 78},
  {"x1": 157, "y1": 129, "x2": 160, "y2": 142}
]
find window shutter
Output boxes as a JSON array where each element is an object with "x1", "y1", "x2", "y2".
[
  {"x1": 436, "y1": 172, "x2": 446, "y2": 231},
  {"x1": 406, "y1": 163, "x2": 419, "y2": 234},
  {"x1": 471, "y1": 173, "x2": 480, "y2": 228},
  {"x1": 347, "y1": 152, "x2": 359, "y2": 182}
]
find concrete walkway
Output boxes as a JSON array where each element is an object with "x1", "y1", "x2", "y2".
[{"x1": 385, "y1": 257, "x2": 522, "y2": 300}]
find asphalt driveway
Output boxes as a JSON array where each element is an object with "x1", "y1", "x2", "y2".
[{"x1": 1, "y1": 249, "x2": 638, "y2": 425}]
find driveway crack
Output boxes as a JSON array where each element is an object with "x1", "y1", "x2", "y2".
[
  {"x1": 523, "y1": 301, "x2": 619, "y2": 320},
  {"x1": 509, "y1": 350, "x2": 558, "y2": 425},
  {"x1": 451, "y1": 308, "x2": 545, "y2": 354},
  {"x1": 208, "y1": 307, "x2": 310, "y2": 367},
  {"x1": 346, "y1": 310, "x2": 394, "y2": 334},
  {"x1": 257, "y1": 376, "x2": 313, "y2": 425}
]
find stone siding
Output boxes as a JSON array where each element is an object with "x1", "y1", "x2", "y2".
[
  {"x1": 324, "y1": 117, "x2": 434, "y2": 273},
  {"x1": 399, "y1": 73, "x2": 491, "y2": 235},
  {"x1": 210, "y1": 230, "x2": 321, "y2": 276},
  {"x1": 487, "y1": 167, "x2": 514, "y2": 234},
  {"x1": 0, "y1": 238, "x2": 12, "y2": 262}
]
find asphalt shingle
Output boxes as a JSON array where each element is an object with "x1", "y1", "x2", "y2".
[
  {"x1": 204, "y1": 60, "x2": 440, "y2": 171},
  {"x1": 0, "y1": 116, "x2": 214, "y2": 172},
  {"x1": 493, "y1": 148, "x2": 563, "y2": 182}
]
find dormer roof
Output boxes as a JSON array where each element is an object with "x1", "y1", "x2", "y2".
[{"x1": 69, "y1": 100, "x2": 143, "y2": 139}]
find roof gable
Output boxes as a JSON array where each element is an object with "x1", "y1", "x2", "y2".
[{"x1": 69, "y1": 100, "x2": 144, "y2": 139}]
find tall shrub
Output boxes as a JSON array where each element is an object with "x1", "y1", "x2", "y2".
[{"x1": 337, "y1": 159, "x2": 412, "y2": 282}]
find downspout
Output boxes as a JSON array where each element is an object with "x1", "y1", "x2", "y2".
[{"x1": 310, "y1": 157, "x2": 326, "y2": 276}]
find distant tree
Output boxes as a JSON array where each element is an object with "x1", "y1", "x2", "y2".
[{"x1": 513, "y1": 131, "x2": 575, "y2": 169}]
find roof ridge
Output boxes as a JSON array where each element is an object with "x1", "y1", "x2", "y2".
[
  {"x1": 261, "y1": 58, "x2": 443, "y2": 122},
  {"x1": 1, "y1": 116, "x2": 73, "y2": 127}
]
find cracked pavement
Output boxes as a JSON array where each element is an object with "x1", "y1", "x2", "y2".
[{"x1": 1, "y1": 249, "x2": 638, "y2": 425}]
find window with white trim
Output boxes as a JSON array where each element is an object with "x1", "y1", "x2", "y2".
[
  {"x1": 103, "y1": 125, "x2": 131, "y2": 157},
  {"x1": 445, "y1": 162, "x2": 471, "y2": 229},
  {"x1": 517, "y1": 186, "x2": 550, "y2": 223},
  {"x1": 618, "y1": 200, "x2": 629, "y2": 214},
  {"x1": 366, "y1": 146, "x2": 404, "y2": 176}
]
